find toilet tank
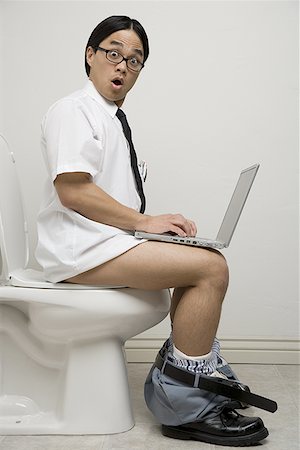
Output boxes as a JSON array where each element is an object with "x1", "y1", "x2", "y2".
[{"x1": 0, "y1": 135, "x2": 29, "y2": 283}]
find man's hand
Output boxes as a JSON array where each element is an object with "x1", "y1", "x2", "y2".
[{"x1": 135, "y1": 214, "x2": 197, "y2": 237}]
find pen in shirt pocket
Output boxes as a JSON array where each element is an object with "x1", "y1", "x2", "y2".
[{"x1": 138, "y1": 160, "x2": 147, "y2": 182}]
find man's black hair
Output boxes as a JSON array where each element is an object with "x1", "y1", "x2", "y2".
[{"x1": 85, "y1": 15, "x2": 149, "y2": 76}]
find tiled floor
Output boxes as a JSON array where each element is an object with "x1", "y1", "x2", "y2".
[{"x1": 0, "y1": 364, "x2": 299, "y2": 450}]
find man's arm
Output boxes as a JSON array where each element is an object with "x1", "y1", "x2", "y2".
[{"x1": 54, "y1": 172, "x2": 197, "y2": 237}]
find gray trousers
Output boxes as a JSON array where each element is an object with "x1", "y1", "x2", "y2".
[{"x1": 144, "y1": 364, "x2": 231, "y2": 426}]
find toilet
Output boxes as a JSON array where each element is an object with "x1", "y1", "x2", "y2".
[{"x1": 0, "y1": 134, "x2": 170, "y2": 435}]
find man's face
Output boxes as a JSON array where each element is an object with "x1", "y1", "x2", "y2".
[{"x1": 86, "y1": 29, "x2": 144, "y2": 107}]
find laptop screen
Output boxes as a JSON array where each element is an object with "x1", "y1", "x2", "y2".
[{"x1": 216, "y1": 164, "x2": 259, "y2": 246}]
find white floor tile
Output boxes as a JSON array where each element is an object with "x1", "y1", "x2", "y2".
[
  {"x1": 102, "y1": 422, "x2": 214, "y2": 450},
  {"x1": 0, "y1": 435, "x2": 105, "y2": 450}
]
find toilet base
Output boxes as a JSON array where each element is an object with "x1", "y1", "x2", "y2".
[
  {"x1": 0, "y1": 399, "x2": 63, "y2": 434},
  {"x1": 0, "y1": 410, "x2": 134, "y2": 435},
  {"x1": 0, "y1": 337, "x2": 135, "y2": 435}
]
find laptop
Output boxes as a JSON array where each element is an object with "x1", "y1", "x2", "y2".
[{"x1": 134, "y1": 164, "x2": 259, "y2": 250}]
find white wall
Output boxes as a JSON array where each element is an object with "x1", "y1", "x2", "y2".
[
  {"x1": 0, "y1": 4, "x2": 3, "y2": 131},
  {"x1": 1, "y1": 0, "x2": 299, "y2": 362}
]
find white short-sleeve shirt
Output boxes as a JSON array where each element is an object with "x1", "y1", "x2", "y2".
[{"x1": 35, "y1": 80, "x2": 145, "y2": 283}]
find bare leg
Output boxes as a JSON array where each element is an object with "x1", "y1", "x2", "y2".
[{"x1": 66, "y1": 241, "x2": 229, "y2": 356}]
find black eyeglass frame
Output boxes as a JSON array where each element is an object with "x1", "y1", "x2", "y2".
[{"x1": 95, "y1": 46, "x2": 145, "y2": 72}]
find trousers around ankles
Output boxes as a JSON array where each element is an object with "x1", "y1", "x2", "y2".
[{"x1": 144, "y1": 365, "x2": 230, "y2": 426}]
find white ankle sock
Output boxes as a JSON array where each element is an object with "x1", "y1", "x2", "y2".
[
  {"x1": 173, "y1": 345, "x2": 212, "y2": 361},
  {"x1": 172, "y1": 344, "x2": 216, "y2": 374}
]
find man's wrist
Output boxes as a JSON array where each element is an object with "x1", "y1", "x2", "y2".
[{"x1": 134, "y1": 213, "x2": 150, "y2": 232}]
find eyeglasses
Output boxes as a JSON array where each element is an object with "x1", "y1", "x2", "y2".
[{"x1": 96, "y1": 47, "x2": 144, "y2": 72}]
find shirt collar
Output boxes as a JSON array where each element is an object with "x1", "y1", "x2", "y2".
[{"x1": 84, "y1": 79, "x2": 118, "y2": 118}]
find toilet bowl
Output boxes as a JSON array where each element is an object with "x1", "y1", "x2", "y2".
[
  {"x1": 0, "y1": 277, "x2": 170, "y2": 435},
  {"x1": 0, "y1": 134, "x2": 171, "y2": 434}
]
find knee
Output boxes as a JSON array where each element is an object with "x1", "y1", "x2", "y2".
[{"x1": 203, "y1": 250, "x2": 229, "y2": 293}]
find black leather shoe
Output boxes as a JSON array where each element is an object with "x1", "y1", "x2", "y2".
[{"x1": 162, "y1": 408, "x2": 269, "y2": 447}]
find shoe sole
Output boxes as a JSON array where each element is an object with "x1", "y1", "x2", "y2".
[{"x1": 162, "y1": 424, "x2": 269, "y2": 447}]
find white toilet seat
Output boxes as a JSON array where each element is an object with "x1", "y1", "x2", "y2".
[{"x1": 9, "y1": 268, "x2": 125, "y2": 289}]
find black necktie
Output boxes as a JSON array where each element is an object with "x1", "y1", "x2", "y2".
[{"x1": 116, "y1": 109, "x2": 146, "y2": 213}]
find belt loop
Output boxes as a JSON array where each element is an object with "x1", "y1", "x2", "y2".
[
  {"x1": 193, "y1": 373, "x2": 200, "y2": 388},
  {"x1": 161, "y1": 359, "x2": 167, "y2": 374}
]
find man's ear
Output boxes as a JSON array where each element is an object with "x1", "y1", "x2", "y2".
[{"x1": 86, "y1": 46, "x2": 95, "y2": 68}]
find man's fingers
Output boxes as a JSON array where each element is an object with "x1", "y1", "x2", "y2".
[
  {"x1": 171, "y1": 215, "x2": 197, "y2": 237},
  {"x1": 188, "y1": 220, "x2": 197, "y2": 237},
  {"x1": 138, "y1": 214, "x2": 197, "y2": 237}
]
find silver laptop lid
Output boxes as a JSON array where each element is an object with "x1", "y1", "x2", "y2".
[{"x1": 216, "y1": 164, "x2": 259, "y2": 247}]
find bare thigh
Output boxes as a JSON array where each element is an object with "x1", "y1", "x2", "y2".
[{"x1": 66, "y1": 241, "x2": 226, "y2": 290}]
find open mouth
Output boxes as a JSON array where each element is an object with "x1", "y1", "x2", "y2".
[{"x1": 112, "y1": 79, "x2": 123, "y2": 86}]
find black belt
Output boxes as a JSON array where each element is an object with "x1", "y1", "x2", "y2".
[{"x1": 155, "y1": 352, "x2": 277, "y2": 413}]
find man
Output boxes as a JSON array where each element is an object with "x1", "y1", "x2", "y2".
[{"x1": 36, "y1": 15, "x2": 271, "y2": 446}]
